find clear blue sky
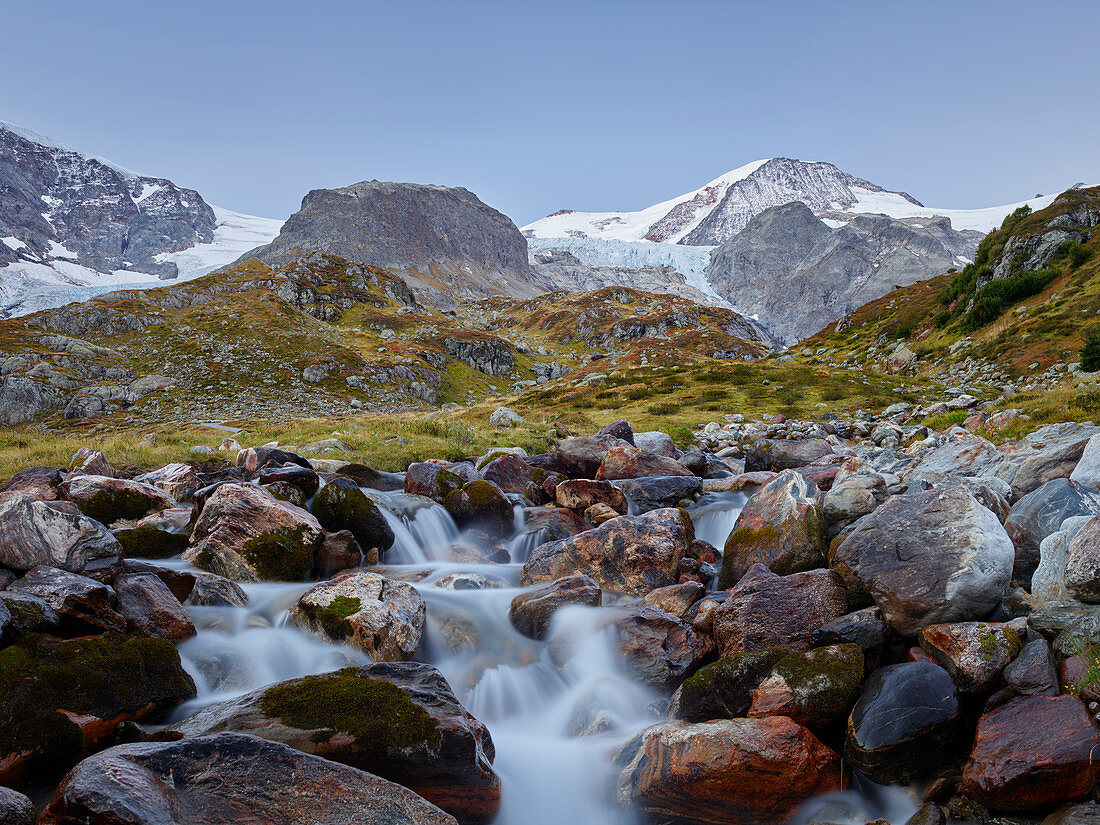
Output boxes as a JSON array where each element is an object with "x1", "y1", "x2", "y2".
[{"x1": 5, "y1": 0, "x2": 1098, "y2": 225}]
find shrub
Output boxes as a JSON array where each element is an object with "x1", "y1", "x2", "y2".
[
  {"x1": 1062, "y1": 241, "x2": 1094, "y2": 270},
  {"x1": 1082, "y1": 327, "x2": 1100, "y2": 372},
  {"x1": 961, "y1": 268, "x2": 1058, "y2": 331},
  {"x1": 894, "y1": 320, "x2": 916, "y2": 339}
]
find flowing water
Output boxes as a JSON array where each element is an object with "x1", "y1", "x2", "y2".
[{"x1": 159, "y1": 484, "x2": 915, "y2": 825}]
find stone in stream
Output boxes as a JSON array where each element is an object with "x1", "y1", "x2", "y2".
[
  {"x1": 831, "y1": 486, "x2": 1013, "y2": 636},
  {"x1": 669, "y1": 648, "x2": 788, "y2": 723},
  {"x1": 314, "y1": 529, "x2": 365, "y2": 577},
  {"x1": 113, "y1": 572, "x2": 196, "y2": 641},
  {"x1": 0, "y1": 787, "x2": 34, "y2": 825},
  {"x1": 0, "y1": 494, "x2": 121, "y2": 579},
  {"x1": 404, "y1": 462, "x2": 465, "y2": 504},
  {"x1": 844, "y1": 662, "x2": 960, "y2": 784},
  {"x1": 117, "y1": 558, "x2": 195, "y2": 603},
  {"x1": 611, "y1": 476, "x2": 703, "y2": 513},
  {"x1": 509, "y1": 574, "x2": 602, "y2": 639},
  {"x1": 288, "y1": 571, "x2": 426, "y2": 661},
  {"x1": 113, "y1": 506, "x2": 193, "y2": 559},
  {"x1": 747, "y1": 643, "x2": 865, "y2": 730},
  {"x1": 0, "y1": 632, "x2": 195, "y2": 791},
  {"x1": 7, "y1": 565, "x2": 125, "y2": 634},
  {"x1": 311, "y1": 476, "x2": 395, "y2": 553},
  {"x1": 185, "y1": 570, "x2": 249, "y2": 607},
  {"x1": 520, "y1": 506, "x2": 588, "y2": 541},
  {"x1": 169, "y1": 664, "x2": 498, "y2": 825},
  {"x1": 520, "y1": 507, "x2": 692, "y2": 597},
  {"x1": 480, "y1": 453, "x2": 534, "y2": 495},
  {"x1": 958, "y1": 695, "x2": 1100, "y2": 812},
  {"x1": 718, "y1": 469, "x2": 827, "y2": 588},
  {"x1": 59, "y1": 474, "x2": 176, "y2": 524},
  {"x1": 614, "y1": 717, "x2": 843, "y2": 825},
  {"x1": 643, "y1": 581, "x2": 705, "y2": 618},
  {"x1": 259, "y1": 463, "x2": 322, "y2": 497},
  {"x1": 1005, "y1": 479, "x2": 1100, "y2": 585},
  {"x1": 443, "y1": 480, "x2": 514, "y2": 535},
  {"x1": 183, "y1": 483, "x2": 323, "y2": 582},
  {"x1": 37, "y1": 733, "x2": 457, "y2": 825},
  {"x1": 0, "y1": 590, "x2": 60, "y2": 639},
  {"x1": 810, "y1": 606, "x2": 887, "y2": 663},
  {"x1": 744, "y1": 437, "x2": 832, "y2": 472},
  {"x1": 135, "y1": 462, "x2": 206, "y2": 501},
  {"x1": 612, "y1": 605, "x2": 715, "y2": 691},
  {"x1": 596, "y1": 445, "x2": 694, "y2": 481},
  {"x1": 554, "y1": 478, "x2": 628, "y2": 513},
  {"x1": 236, "y1": 446, "x2": 311, "y2": 472},
  {"x1": 917, "y1": 621, "x2": 1023, "y2": 694}
]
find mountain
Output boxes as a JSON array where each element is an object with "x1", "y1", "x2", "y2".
[
  {"x1": 705, "y1": 203, "x2": 984, "y2": 343},
  {"x1": 230, "y1": 180, "x2": 541, "y2": 306},
  {"x1": 0, "y1": 121, "x2": 282, "y2": 318}
]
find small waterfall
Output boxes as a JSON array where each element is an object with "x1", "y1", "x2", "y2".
[
  {"x1": 690, "y1": 491, "x2": 747, "y2": 549},
  {"x1": 369, "y1": 490, "x2": 461, "y2": 564}
]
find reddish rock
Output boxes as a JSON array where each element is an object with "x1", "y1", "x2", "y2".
[
  {"x1": 0, "y1": 787, "x2": 34, "y2": 825},
  {"x1": 796, "y1": 464, "x2": 840, "y2": 491},
  {"x1": 643, "y1": 581, "x2": 705, "y2": 618},
  {"x1": 443, "y1": 480, "x2": 514, "y2": 535},
  {"x1": 555, "y1": 479, "x2": 627, "y2": 513},
  {"x1": 613, "y1": 605, "x2": 715, "y2": 690},
  {"x1": 918, "y1": 622, "x2": 1023, "y2": 694},
  {"x1": 908, "y1": 646, "x2": 939, "y2": 665},
  {"x1": 136, "y1": 462, "x2": 206, "y2": 502},
  {"x1": 615, "y1": 718, "x2": 844, "y2": 825},
  {"x1": 509, "y1": 574, "x2": 601, "y2": 639},
  {"x1": 596, "y1": 445, "x2": 694, "y2": 481},
  {"x1": 480, "y1": 454, "x2": 533, "y2": 495},
  {"x1": 712, "y1": 565, "x2": 848, "y2": 657},
  {"x1": 520, "y1": 506, "x2": 587, "y2": 542},
  {"x1": 113, "y1": 572, "x2": 196, "y2": 641},
  {"x1": 8, "y1": 565, "x2": 125, "y2": 633},
  {"x1": 748, "y1": 644, "x2": 865, "y2": 729},
  {"x1": 959, "y1": 695, "x2": 1100, "y2": 811},
  {"x1": 555, "y1": 434, "x2": 629, "y2": 479},
  {"x1": 117, "y1": 558, "x2": 196, "y2": 603},
  {"x1": 701, "y1": 472, "x2": 778, "y2": 494},
  {"x1": 585, "y1": 503, "x2": 619, "y2": 525},
  {"x1": 315, "y1": 529, "x2": 365, "y2": 577},
  {"x1": 404, "y1": 462, "x2": 465, "y2": 504},
  {"x1": 0, "y1": 466, "x2": 63, "y2": 501}
]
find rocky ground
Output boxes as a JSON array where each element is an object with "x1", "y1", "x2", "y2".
[{"x1": 4, "y1": 403, "x2": 1100, "y2": 824}]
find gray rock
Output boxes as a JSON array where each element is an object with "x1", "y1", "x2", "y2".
[
  {"x1": 0, "y1": 786, "x2": 34, "y2": 825},
  {"x1": 1065, "y1": 516, "x2": 1100, "y2": 603},
  {"x1": 1070, "y1": 434, "x2": 1100, "y2": 490},
  {"x1": 1003, "y1": 638, "x2": 1059, "y2": 697},
  {"x1": 1005, "y1": 479, "x2": 1100, "y2": 584},
  {"x1": 822, "y1": 474, "x2": 888, "y2": 524},
  {"x1": 489, "y1": 407, "x2": 525, "y2": 428},
  {"x1": 0, "y1": 494, "x2": 121, "y2": 578}
]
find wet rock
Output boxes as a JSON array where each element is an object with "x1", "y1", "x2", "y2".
[
  {"x1": 613, "y1": 605, "x2": 715, "y2": 690},
  {"x1": 643, "y1": 581, "x2": 705, "y2": 618},
  {"x1": 0, "y1": 787, "x2": 34, "y2": 825},
  {"x1": 315, "y1": 529, "x2": 364, "y2": 577},
  {"x1": 0, "y1": 590, "x2": 60, "y2": 638},
  {"x1": 169, "y1": 664, "x2": 498, "y2": 824},
  {"x1": 38, "y1": 733, "x2": 457, "y2": 825},
  {"x1": 258, "y1": 464, "x2": 321, "y2": 497},
  {"x1": 585, "y1": 503, "x2": 619, "y2": 525},
  {"x1": 712, "y1": 565, "x2": 848, "y2": 657},
  {"x1": 521, "y1": 507, "x2": 692, "y2": 596},
  {"x1": 312, "y1": 477, "x2": 395, "y2": 554},
  {"x1": 555, "y1": 479, "x2": 628, "y2": 513},
  {"x1": 1005, "y1": 479, "x2": 1100, "y2": 585},
  {"x1": 845, "y1": 662, "x2": 961, "y2": 784},
  {"x1": 135, "y1": 462, "x2": 205, "y2": 502},
  {"x1": 0, "y1": 632, "x2": 195, "y2": 791},
  {"x1": 556, "y1": 434, "x2": 630, "y2": 478},
  {"x1": 615, "y1": 717, "x2": 843, "y2": 825},
  {"x1": 669, "y1": 648, "x2": 787, "y2": 722},
  {"x1": 0, "y1": 466, "x2": 63, "y2": 502},
  {"x1": 1001, "y1": 637, "x2": 1059, "y2": 698},
  {"x1": 822, "y1": 474, "x2": 888, "y2": 525},
  {"x1": 288, "y1": 571, "x2": 426, "y2": 661},
  {"x1": 744, "y1": 437, "x2": 832, "y2": 472},
  {"x1": 185, "y1": 571, "x2": 249, "y2": 607},
  {"x1": 905, "y1": 803, "x2": 948, "y2": 825},
  {"x1": 480, "y1": 454, "x2": 533, "y2": 495},
  {"x1": 113, "y1": 506, "x2": 192, "y2": 559},
  {"x1": 183, "y1": 484, "x2": 323, "y2": 582},
  {"x1": 958, "y1": 695, "x2": 1100, "y2": 811},
  {"x1": 917, "y1": 622, "x2": 1023, "y2": 694},
  {"x1": 718, "y1": 469, "x2": 826, "y2": 588},
  {"x1": 611, "y1": 476, "x2": 702, "y2": 513},
  {"x1": 60, "y1": 474, "x2": 175, "y2": 524},
  {"x1": 444, "y1": 480, "x2": 514, "y2": 535},
  {"x1": 810, "y1": 607, "x2": 887, "y2": 663},
  {"x1": 832, "y1": 486, "x2": 1013, "y2": 636},
  {"x1": 748, "y1": 644, "x2": 865, "y2": 729},
  {"x1": 702, "y1": 471, "x2": 777, "y2": 494},
  {"x1": 113, "y1": 572, "x2": 196, "y2": 641},
  {"x1": 117, "y1": 558, "x2": 195, "y2": 603},
  {"x1": 8, "y1": 565, "x2": 125, "y2": 633},
  {"x1": 520, "y1": 506, "x2": 588, "y2": 542},
  {"x1": 0, "y1": 494, "x2": 120, "y2": 579},
  {"x1": 509, "y1": 574, "x2": 601, "y2": 639},
  {"x1": 236, "y1": 446, "x2": 311, "y2": 472},
  {"x1": 433, "y1": 572, "x2": 508, "y2": 591},
  {"x1": 596, "y1": 445, "x2": 694, "y2": 481},
  {"x1": 1043, "y1": 804, "x2": 1100, "y2": 825}
]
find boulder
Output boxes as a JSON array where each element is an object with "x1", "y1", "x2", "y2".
[
  {"x1": 611, "y1": 476, "x2": 702, "y2": 513},
  {"x1": 480, "y1": 454, "x2": 534, "y2": 495},
  {"x1": 917, "y1": 622, "x2": 1023, "y2": 694},
  {"x1": 613, "y1": 605, "x2": 715, "y2": 690},
  {"x1": 669, "y1": 649, "x2": 787, "y2": 722},
  {"x1": 170, "y1": 664, "x2": 498, "y2": 824},
  {"x1": 1043, "y1": 805, "x2": 1100, "y2": 825},
  {"x1": 712, "y1": 565, "x2": 848, "y2": 657},
  {"x1": 614, "y1": 718, "x2": 843, "y2": 825},
  {"x1": 135, "y1": 462, "x2": 205, "y2": 501},
  {"x1": 0, "y1": 495, "x2": 120, "y2": 579},
  {"x1": 997, "y1": 423, "x2": 1099, "y2": 498},
  {"x1": 845, "y1": 662, "x2": 960, "y2": 784},
  {"x1": 822, "y1": 474, "x2": 888, "y2": 525},
  {"x1": 0, "y1": 632, "x2": 195, "y2": 790},
  {"x1": 8, "y1": 566, "x2": 125, "y2": 634},
  {"x1": 1002, "y1": 638, "x2": 1060, "y2": 698},
  {"x1": 520, "y1": 507, "x2": 588, "y2": 543},
  {"x1": 958, "y1": 695, "x2": 1100, "y2": 811},
  {"x1": 183, "y1": 484, "x2": 323, "y2": 582},
  {"x1": 0, "y1": 466, "x2": 63, "y2": 502},
  {"x1": 810, "y1": 607, "x2": 887, "y2": 663},
  {"x1": 598, "y1": 420, "x2": 636, "y2": 445},
  {"x1": 113, "y1": 572, "x2": 196, "y2": 641},
  {"x1": 903, "y1": 429, "x2": 1004, "y2": 486},
  {"x1": 521, "y1": 508, "x2": 692, "y2": 596},
  {"x1": 718, "y1": 469, "x2": 826, "y2": 588},
  {"x1": 117, "y1": 558, "x2": 195, "y2": 603},
  {"x1": 185, "y1": 571, "x2": 249, "y2": 607},
  {"x1": 596, "y1": 446, "x2": 694, "y2": 481},
  {"x1": 1005, "y1": 479, "x2": 1100, "y2": 585},
  {"x1": 634, "y1": 430, "x2": 675, "y2": 457},
  {"x1": 312, "y1": 477, "x2": 395, "y2": 553},
  {"x1": 555, "y1": 479, "x2": 627, "y2": 513},
  {"x1": 67, "y1": 448, "x2": 112, "y2": 478},
  {"x1": 748, "y1": 644, "x2": 865, "y2": 729},
  {"x1": 832, "y1": 486, "x2": 1014, "y2": 635},
  {"x1": 509, "y1": 574, "x2": 601, "y2": 639},
  {"x1": 555, "y1": 434, "x2": 629, "y2": 478},
  {"x1": 236, "y1": 446, "x2": 311, "y2": 472},
  {"x1": 444, "y1": 480, "x2": 514, "y2": 535},
  {"x1": 404, "y1": 463, "x2": 466, "y2": 503},
  {"x1": 114, "y1": 506, "x2": 192, "y2": 559},
  {"x1": 288, "y1": 571, "x2": 426, "y2": 661},
  {"x1": 0, "y1": 590, "x2": 60, "y2": 639},
  {"x1": 489, "y1": 406, "x2": 524, "y2": 428},
  {"x1": 1032, "y1": 516, "x2": 1094, "y2": 606},
  {"x1": 1065, "y1": 516, "x2": 1100, "y2": 603},
  {"x1": 60, "y1": 474, "x2": 175, "y2": 524},
  {"x1": 315, "y1": 529, "x2": 365, "y2": 576},
  {"x1": 643, "y1": 581, "x2": 705, "y2": 618},
  {"x1": 258, "y1": 464, "x2": 321, "y2": 497},
  {"x1": 1070, "y1": 433, "x2": 1100, "y2": 489},
  {"x1": 0, "y1": 787, "x2": 33, "y2": 825},
  {"x1": 744, "y1": 437, "x2": 832, "y2": 473},
  {"x1": 38, "y1": 733, "x2": 457, "y2": 825}
]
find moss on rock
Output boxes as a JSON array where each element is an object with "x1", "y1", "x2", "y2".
[
  {"x1": 311, "y1": 477, "x2": 395, "y2": 552},
  {"x1": 115, "y1": 523, "x2": 190, "y2": 559},
  {"x1": 674, "y1": 648, "x2": 788, "y2": 723},
  {"x1": 240, "y1": 526, "x2": 316, "y2": 582},
  {"x1": 79, "y1": 488, "x2": 162, "y2": 524},
  {"x1": 298, "y1": 595, "x2": 363, "y2": 640}
]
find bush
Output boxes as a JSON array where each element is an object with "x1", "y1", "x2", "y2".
[
  {"x1": 1082, "y1": 327, "x2": 1100, "y2": 372},
  {"x1": 1062, "y1": 241, "x2": 1095, "y2": 270},
  {"x1": 961, "y1": 268, "x2": 1058, "y2": 331},
  {"x1": 932, "y1": 309, "x2": 953, "y2": 328},
  {"x1": 894, "y1": 320, "x2": 916, "y2": 339}
]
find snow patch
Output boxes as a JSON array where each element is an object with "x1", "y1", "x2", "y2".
[
  {"x1": 1, "y1": 237, "x2": 26, "y2": 252},
  {"x1": 0, "y1": 120, "x2": 143, "y2": 178}
]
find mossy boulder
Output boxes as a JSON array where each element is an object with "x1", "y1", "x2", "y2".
[
  {"x1": 748, "y1": 643, "x2": 865, "y2": 729},
  {"x1": 405, "y1": 463, "x2": 465, "y2": 503},
  {"x1": 264, "y1": 480, "x2": 308, "y2": 509},
  {"x1": 0, "y1": 632, "x2": 196, "y2": 791},
  {"x1": 114, "y1": 522, "x2": 191, "y2": 559},
  {"x1": 670, "y1": 648, "x2": 787, "y2": 722},
  {"x1": 311, "y1": 477, "x2": 395, "y2": 553},
  {"x1": 444, "y1": 480, "x2": 514, "y2": 535},
  {"x1": 170, "y1": 663, "x2": 499, "y2": 824},
  {"x1": 60, "y1": 475, "x2": 175, "y2": 524},
  {"x1": 918, "y1": 621, "x2": 1023, "y2": 694}
]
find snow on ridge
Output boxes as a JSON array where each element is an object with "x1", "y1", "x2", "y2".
[
  {"x1": 0, "y1": 120, "x2": 143, "y2": 179},
  {"x1": 848, "y1": 187, "x2": 1061, "y2": 233}
]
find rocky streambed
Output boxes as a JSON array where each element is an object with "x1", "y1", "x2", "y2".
[{"x1": 4, "y1": 414, "x2": 1100, "y2": 824}]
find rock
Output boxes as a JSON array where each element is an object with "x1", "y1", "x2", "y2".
[
  {"x1": 0, "y1": 787, "x2": 34, "y2": 825},
  {"x1": 598, "y1": 420, "x2": 636, "y2": 445},
  {"x1": 1070, "y1": 434, "x2": 1100, "y2": 489},
  {"x1": 135, "y1": 462, "x2": 205, "y2": 502},
  {"x1": 113, "y1": 572, "x2": 196, "y2": 641},
  {"x1": 521, "y1": 508, "x2": 691, "y2": 596},
  {"x1": 37, "y1": 733, "x2": 457, "y2": 825},
  {"x1": 1043, "y1": 804, "x2": 1100, "y2": 825},
  {"x1": 8, "y1": 565, "x2": 125, "y2": 633},
  {"x1": 555, "y1": 479, "x2": 628, "y2": 513},
  {"x1": 185, "y1": 571, "x2": 249, "y2": 607},
  {"x1": 432, "y1": 572, "x2": 507, "y2": 591},
  {"x1": 489, "y1": 407, "x2": 524, "y2": 427},
  {"x1": 1065, "y1": 516, "x2": 1100, "y2": 603},
  {"x1": 1002, "y1": 638, "x2": 1060, "y2": 698},
  {"x1": 611, "y1": 476, "x2": 703, "y2": 513},
  {"x1": 822, "y1": 473, "x2": 888, "y2": 525},
  {"x1": 614, "y1": 718, "x2": 843, "y2": 825},
  {"x1": 596, "y1": 445, "x2": 694, "y2": 481},
  {"x1": 0, "y1": 466, "x2": 63, "y2": 502},
  {"x1": 444, "y1": 480, "x2": 514, "y2": 535},
  {"x1": 670, "y1": 649, "x2": 787, "y2": 722},
  {"x1": 718, "y1": 469, "x2": 826, "y2": 587},
  {"x1": 634, "y1": 430, "x2": 675, "y2": 456},
  {"x1": 404, "y1": 462, "x2": 465, "y2": 503},
  {"x1": 905, "y1": 803, "x2": 948, "y2": 825},
  {"x1": 236, "y1": 446, "x2": 311, "y2": 472},
  {"x1": 613, "y1": 605, "x2": 715, "y2": 690},
  {"x1": 1032, "y1": 515, "x2": 1094, "y2": 606},
  {"x1": 169, "y1": 664, "x2": 498, "y2": 824},
  {"x1": 0, "y1": 495, "x2": 120, "y2": 579},
  {"x1": 67, "y1": 448, "x2": 111, "y2": 477},
  {"x1": 509, "y1": 574, "x2": 601, "y2": 639},
  {"x1": 1000, "y1": 424, "x2": 1097, "y2": 498},
  {"x1": 259, "y1": 464, "x2": 322, "y2": 497},
  {"x1": 712, "y1": 565, "x2": 848, "y2": 657},
  {"x1": 1005, "y1": 479, "x2": 1100, "y2": 585},
  {"x1": 60, "y1": 474, "x2": 175, "y2": 524},
  {"x1": 0, "y1": 632, "x2": 195, "y2": 791},
  {"x1": 810, "y1": 607, "x2": 887, "y2": 663},
  {"x1": 903, "y1": 429, "x2": 1004, "y2": 486},
  {"x1": 480, "y1": 454, "x2": 534, "y2": 495},
  {"x1": 958, "y1": 695, "x2": 1100, "y2": 812},
  {"x1": 183, "y1": 484, "x2": 323, "y2": 582},
  {"x1": 748, "y1": 644, "x2": 865, "y2": 729},
  {"x1": 315, "y1": 529, "x2": 364, "y2": 577},
  {"x1": 114, "y1": 506, "x2": 192, "y2": 559},
  {"x1": 917, "y1": 622, "x2": 1023, "y2": 694},
  {"x1": 845, "y1": 662, "x2": 961, "y2": 784},
  {"x1": 585, "y1": 503, "x2": 618, "y2": 525},
  {"x1": 288, "y1": 571, "x2": 426, "y2": 661},
  {"x1": 643, "y1": 581, "x2": 705, "y2": 617},
  {"x1": 556, "y1": 434, "x2": 629, "y2": 478},
  {"x1": 117, "y1": 558, "x2": 195, "y2": 603},
  {"x1": 832, "y1": 486, "x2": 1014, "y2": 635},
  {"x1": 312, "y1": 477, "x2": 395, "y2": 554},
  {"x1": 744, "y1": 437, "x2": 832, "y2": 472},
  {"x1": 520, "y1": 506, "x2": 588, "y2": 542},
  {"x1": 0, "y1": 590, "x2": 60, "y2": 639}
]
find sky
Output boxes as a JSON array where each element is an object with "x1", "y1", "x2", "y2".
[{"x1": 4, "y1": 0, "x2": 1099, "y2": 226}]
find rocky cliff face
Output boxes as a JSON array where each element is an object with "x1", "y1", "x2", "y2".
[
  {"x1": 232, "y1": 181, "x2": 540, "y2": 306},
  {"x1": 528, "y1": 248, "x2": 719, "y2": 306},
  {"x1": 707, "y1": 202, "x2": 977, "y2": 344},
  {"x1": 0, "y1": 123, "x2": 216, "y2": 279}
]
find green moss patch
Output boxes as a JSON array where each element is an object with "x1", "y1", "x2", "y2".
[
  {"x1": 240, "y1": 526, "x2": 316, "y2": 582},
  {"x1": 675, "y1": 648, "x2": 787, "y2": 723},
  {"x1": 299, "y1": 595, "x2": 362, "y2": 640},
  {"x1": 79, "y1": 488, "x2": 161, "y2": 524},
  {"x1": 115, "y1": 523, "x2": 190, "y2": 559}
]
